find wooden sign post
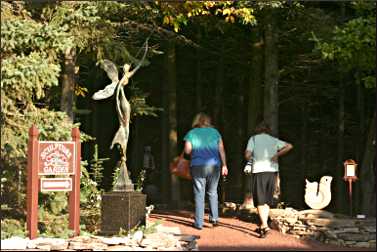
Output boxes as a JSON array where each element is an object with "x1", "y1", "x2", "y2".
[
  {"x1": 26, "y1": 125, "x2": 81, "y2": 239},
  {"x1": 69, "y1": 128, "x2": 81, "y2": 235},
  {"x1": 27, "y1": 125, "x2": 39, "y2": 240}
]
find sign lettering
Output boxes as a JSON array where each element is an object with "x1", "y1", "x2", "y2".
[{"x1": 38, "y1": 142, "x2": 75, "y2": 175}]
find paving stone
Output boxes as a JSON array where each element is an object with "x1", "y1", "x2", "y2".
[
  {"x1": 106, "y1": 245, "x2": 135, "y2": 251},
  {"x1": 99, "y1": 237, "x2": 125, "y2": 245},
  {"x1": 156, "y1": 225, "x2": 181, "y2": 235},
  {"x1": 37, "y1": 244, "x2": 52, "y2": 250},
  {"x1": 1, "y1": 237, "x2": 29, "y2": 250},
  {"x1": 88, "y1": 242, "x2": 108, "y2": 250},
  {"x1": 179, "y1": 235, "x2": 198, "y2": 242}
]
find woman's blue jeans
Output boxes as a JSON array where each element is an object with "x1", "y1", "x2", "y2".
[{"x1": 190, "y1": 165, "x2": 220, "y2": 228}]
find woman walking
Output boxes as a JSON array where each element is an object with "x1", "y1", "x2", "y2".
[
  {"x1": 244, "y1": 121, "x2": 293, "y2": 238},
  {"x1": 183, "y1": 112, "x2": 228, "y2": 230}
]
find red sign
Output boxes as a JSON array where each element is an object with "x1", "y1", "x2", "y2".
[
  {"x1": 27, "y1": 126, "x2": 81, "y2": 239},
  {"x1": 40, "y1": 178, "x2": 72, "y2": 192},
  {"x1": 38, "y1": 141, "x2": 75, "y2": 175}
]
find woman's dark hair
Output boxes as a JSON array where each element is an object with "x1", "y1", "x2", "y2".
[{"x1": 255, "y1": 121, "x2": 272, "y2": 134}]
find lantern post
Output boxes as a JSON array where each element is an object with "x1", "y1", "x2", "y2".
[{"x1": 343, "y1": 159, "x2": 358, "y2": 217}]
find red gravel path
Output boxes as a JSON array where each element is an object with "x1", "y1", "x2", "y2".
[{"x1": 149, "y1": 210, "x2": 374, "y2": 251}]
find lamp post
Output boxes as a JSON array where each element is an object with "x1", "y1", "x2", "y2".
[{"x1": 343, "y1": 159, "x2": 358, "y2": 217}]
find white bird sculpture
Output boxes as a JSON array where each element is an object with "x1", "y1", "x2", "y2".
[{"x1": 304, "y1": 176, "x2": 333, "y2": 210}]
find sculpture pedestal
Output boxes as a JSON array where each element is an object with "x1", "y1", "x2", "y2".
[{"x1": 101, "y1": 191, "x2": 146, "y2": 235}]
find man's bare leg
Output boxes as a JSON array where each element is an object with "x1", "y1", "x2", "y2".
[
  {"x1": 257, "y1": 204, "x2": 270, "y2": 228},
  {"x1": 241, "y1": 194, "x2": 254, "y2": 208}
]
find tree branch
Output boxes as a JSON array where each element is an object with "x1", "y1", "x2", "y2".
[{"x1": 113, "y1": 20, "x2": 201, "y2": 49}]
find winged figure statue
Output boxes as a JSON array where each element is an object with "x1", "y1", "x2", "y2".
[{"x1": 92, "y1": 39, "x2": 149, "y2": 191}]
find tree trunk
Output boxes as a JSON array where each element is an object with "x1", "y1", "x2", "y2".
[
  {"x1": 318, "y1": 81, "x2": 328, "y2": 174},
  {"x1": 161, "y1": 59, "x2": 169, "y2": 203},
  {"x1": 243, "y1": 30, "x2": 264, "y2": 206},
  {"x1": 214, "y1": 44, "x2": 225, "y2": 203},
  {"x1": 196, "y1": 29, "x2": 202, "y2": 111},
  {"x1": 233, "y1": 76, "x2": 246, "y2": 199},
  {"x1": 214, "y1": 45, "x2": 224, "y2": 131},
  {"x1": 166, "y1": 41, "x2": 180, "y2": 205},
  {"x1": 263, "y1": 12, "x2": 279, "y2": 137},
  {"x1": 356, "y1": 75, "x2": 366, "y2": 160},
  {"x1": 300, "y1": 102, "x2": 308, "y2": 208},
  {"x1": 336, "y1": 79, "x2": 346, "y2": 214},
  {"x1": 264, "y1": 10, "x2": 280, "y2": 202},
  {"x1": 248, "y1": 32, "x2": 264, "y2": 135},
  {"x1": 60, "y1": 47, "x2": 76, "y2": 122},
  {"x1": 355, "y1": 78, "x2": 365, "y2": 214},
  {"x1": 360, "y1": 114, "x2": 376, "y2": 216}
]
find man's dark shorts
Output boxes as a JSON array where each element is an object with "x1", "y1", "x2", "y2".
[{"x1": 252, "y1": 172, "x2": 277, "y2": 206}]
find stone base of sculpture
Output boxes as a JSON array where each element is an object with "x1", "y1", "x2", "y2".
[{"x1": 100, "y1": 191, "x2": 146, "y2": 235}]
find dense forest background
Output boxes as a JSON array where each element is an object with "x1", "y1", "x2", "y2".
[{"x1": 1, "y1": 0, "x2": 375, "y2": 237}]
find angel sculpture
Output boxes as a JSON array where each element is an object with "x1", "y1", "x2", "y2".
[{"x1": 92, "y1": 40, "x2": 149, "y2": 191}]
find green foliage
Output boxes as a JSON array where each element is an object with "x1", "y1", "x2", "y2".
[
  {"x1": 37, "y1": 211, "x2": 73, "y2": 238},
  {"x1": 80, "y1": 161, "x2": 102, "y2": 211},
  {"x1": 159, "y1": 0, "x2": 257, "y2": 32},
  {"x1": 118, "y1": 227, "x2": 128, "y2": 237},
  {"x1": 1, "y1": 219, "x2": 26, "y2": 239},
  {"x1": 254, "y1": 0, "x2": 284, "y2": 10},
  {"x1": 88, "y1": 144, "x2": 109, "y2": 185},
  {"x1": 35, "y1": 162, "x2": 102, "y2": 236},
  {"x1": 1, "y1": 2, "x2": 77, "y2": 178},
  {"x1": 117, "y1": 220, "x2": 161, "y2": 237},
  {"x1": 77, "y1": 162, "x2": 103, "y2": 233},
  {"x1": 39, "y1": 192, "x2": 67, "y2": 215},
  {"x1": 212, "y1": 1, "x2": 256, "y2": 25},
  {"x1": 129, "y1": 85, "x2": 162, "y2": 118},
  {"x1": 1, "y1": 52, "x2": 61, "y2": 100},
  {"x1": 1, "y1": 2, "x2": 94, "y2": 221},
  {"x1": 1, "y1": 169, "x2": 25, "y2": 212},
  {"x1": 142, "y1": 220, "x2": 161, "y2": 235},
  {"x1": 312, "y1": 2, "x2": 376, "y2": 88},
  {"x1": 135, "y1": 169, "x2": 146, "y2": 192},
  {"x1": 44, "y1": 2, "x2": 104, "y2": 51},
  {"x1": 112, "y1": 166, "x2": 121, "y2": 188},
  {"x1": 1, "y1": 19, "x2": 73, "y2": 54},
  {"x1": 0, "y1": 0, "x2": 161, "y2": 238}
]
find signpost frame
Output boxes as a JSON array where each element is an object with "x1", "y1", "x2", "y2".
[{"x1": 26, "y1": 125, "x2": 81, "y2": 239}]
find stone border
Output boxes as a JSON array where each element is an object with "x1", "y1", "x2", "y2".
[
  {"x1": 0, "y1": 224, "x2": 199, "y2": 251},
  {"x1": 228, "y1": 205, "x2": 376, "y2": 249}
]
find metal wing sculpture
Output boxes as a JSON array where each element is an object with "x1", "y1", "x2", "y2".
[
  {"x1": 92, "y1": 60, "x2": 119, "y2": 100},
  {"x1": 92, "y1": 39, "x2": 149, "y2": 191}
]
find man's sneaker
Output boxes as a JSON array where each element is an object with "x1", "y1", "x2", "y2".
[
  {"x1": 209, "y1": 219, "x2": 219, "y2": 227},
  {"x1": 255, "y1": 226, "x2": 270, "y2": 233},
  {"x1": 259, "y1": 227, "x2": 270, "y2": 239},
  {"x1": 192, "y1": 224, "x2": 202, "y2": 230}
]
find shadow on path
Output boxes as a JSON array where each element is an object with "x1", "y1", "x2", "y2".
[
  {"x1": 151, "y1": 211, "x2": 260, "y2": 238},
  {"x1": 150, "y1": 210, "x2": 374, "y2": 251}
]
